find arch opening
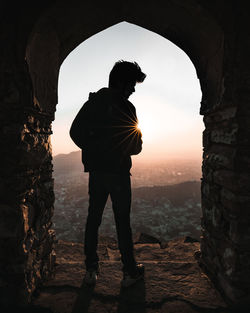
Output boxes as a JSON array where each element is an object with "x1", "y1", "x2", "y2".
[
  {"x1": 51, "y1": 21, "x2": 203, "y2": 244},
  {"x1": 24, "y1": 7, "x2": 223, "y2": 304}
]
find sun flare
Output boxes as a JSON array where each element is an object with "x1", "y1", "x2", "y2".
[{"x1": 137, "y1": 113, "x2": 158, "y2": 142}]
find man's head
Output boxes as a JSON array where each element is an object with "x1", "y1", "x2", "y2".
[{"x1": 109, "y1": 60, "x2": 146, "y2": 99}]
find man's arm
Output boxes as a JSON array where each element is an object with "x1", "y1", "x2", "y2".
[
  {"x1": 111, "y1": 101, "x2": 143, "y2": 156},
  {"x1": 128, "y1": 128, "x2": 143, "y2": 155}
]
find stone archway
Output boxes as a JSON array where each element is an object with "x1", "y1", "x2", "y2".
[{"x1": 1, "y1": 0, "x2": 249, "y2": 309}]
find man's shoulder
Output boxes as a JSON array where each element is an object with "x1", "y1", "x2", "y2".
[
  {"x1": 87, "y1": 88, "x2": 116, "y2": 106},
  {"x1": 82, "y1": 88, "x2": 115, "y2": 119}
]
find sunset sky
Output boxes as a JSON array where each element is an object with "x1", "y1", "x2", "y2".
[{"x1": 51, "y1": 22, "x2": 203, "y2": 161}]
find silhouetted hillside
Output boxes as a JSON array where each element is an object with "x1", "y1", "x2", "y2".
[
  {"x1": 133, "y1": 181, "x2": 200, "y2": 207},
  {"x1": 53, "y1": 150, "x2": 83, "y2": 174}
]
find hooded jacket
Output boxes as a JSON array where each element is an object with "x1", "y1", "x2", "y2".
[{"x1": 70, "y1": 87, "x2": 142, "y2": 173}]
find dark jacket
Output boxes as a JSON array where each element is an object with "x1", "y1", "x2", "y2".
[{"x1": 70, "y1": 87, "x2": 142, "y2": 173}]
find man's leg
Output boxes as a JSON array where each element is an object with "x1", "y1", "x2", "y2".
[
  {"x1": 84, "y1": 171, "x2": 109, "y2": 271},
  {"x1": 109, "y1": 173, "x2": 137, "y2": 273}
]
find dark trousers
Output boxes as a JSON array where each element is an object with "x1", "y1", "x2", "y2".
[{"x1": 84, "y1": 171, "x2": 136, "y2": 273}]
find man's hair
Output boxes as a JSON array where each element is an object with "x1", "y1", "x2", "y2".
[{"x1": 109, "y1": 60, "x2": 146, "y2": 87}]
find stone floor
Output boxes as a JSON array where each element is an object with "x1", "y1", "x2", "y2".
[{"x1": 25, "y1": 236, "x2": 233, "y2": 313}]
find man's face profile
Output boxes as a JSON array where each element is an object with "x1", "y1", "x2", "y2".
[{"x1": 123, "y1": 81, "x2": 136, "y2": 99}]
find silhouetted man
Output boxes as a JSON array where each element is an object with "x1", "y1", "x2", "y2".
[{"x1": 70, "y1": 60, "x2": 146, "y2": 287}]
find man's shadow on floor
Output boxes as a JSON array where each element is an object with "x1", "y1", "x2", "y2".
[
  {"x1": 71, "y1": 278, "x2": 146, "y2": 313},
  {"x1": 117, "y1": 279, "x2": 146, "y2": 313},
  {"x1": 71, "y1": 282, "x2": 95, "y2": 313}
]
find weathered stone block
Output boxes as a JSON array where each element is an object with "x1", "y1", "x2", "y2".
[
  {"x1": 217, "y1": 272, "x2": 246, "y2": 304},
  {"x1": 213, "y1": 170, "x2": 250, "y2": 194},
  {"x1": 204, "y1": 107, "x2": 237, "y2": 125},
  {"x1": 202, "y1": 129, "x2": 211, "y2": 148},
  {"x1": 220, "y1": 187, "x2": 250, "y2": 218},
  {"x1": 201, "y1": 181, "x2": 221, "y2": 203},
  {"x1": 202, "y1": 207, "x2": 230, "y2": 242},
  {"x1": 200, "y1": 235, "x2": 218, "y2": 272},
  {"x1": 202, "y1": 163, "x2": 214, "y2": 182},
  {"x1": 36, "y1": 229, "x2": 55, "y2": 259},
  {"x1": 19, "y1": 133, "x2": 53, "y2": 169},
  {"x1": 229, "y1": 220, "x2": 250, "y2": 247},
  {"x1": 203, "y1": 144, "x2": 236, "y2": 170},
  {"x1": 210, "y1": 125, "x2": 238, "y2": 145},
  {"x1": 211, "y1": 204, "x2": 223, "y2": 228}
]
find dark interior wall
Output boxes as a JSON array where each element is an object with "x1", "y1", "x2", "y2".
[
  {"x1": 200, "y1": 4, "x2": 250, "y2": 307},
  {"x1": 0, "y1": 0, "x2": 250, "y2": 308},
  {"x1": 0, "y1": 2, "x2": 57, "y2": 305}
]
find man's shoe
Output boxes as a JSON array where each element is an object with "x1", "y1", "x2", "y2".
[
  {"x1": 84, "y1": 269, "x2": 98, "y2": 285},
  {"x1": 121, "y1": 263, "x2": 145, "y2": 288}
]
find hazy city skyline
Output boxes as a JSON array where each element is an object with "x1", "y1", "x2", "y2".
[{"x1": 51, "y1": 22, "x2": 203, "y2": 161}]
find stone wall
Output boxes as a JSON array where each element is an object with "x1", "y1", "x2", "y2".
[
  {"x1": 0, "y1": 53, "x2": 56, "y2": 305},
  {"x1": 200, "y1": 8, "x2": 250, "y2": 306}
]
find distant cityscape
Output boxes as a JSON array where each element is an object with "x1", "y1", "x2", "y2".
[{"x1": 52, "y1": 151, "x2": 202, "y2": 243}]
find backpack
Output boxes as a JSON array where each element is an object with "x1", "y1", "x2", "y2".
[{"x1": 69, "y1": 101, "x2": 91, "y2": 149}]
